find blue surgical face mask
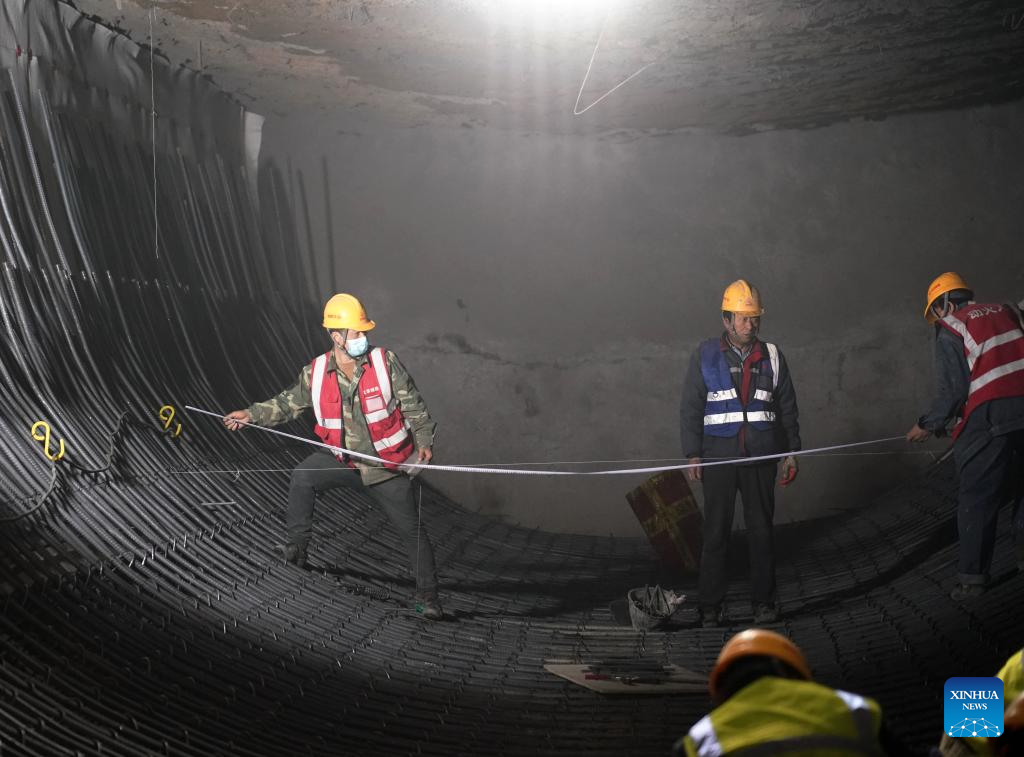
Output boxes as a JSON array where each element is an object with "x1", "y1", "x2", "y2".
[{"x1": 345, "y1": 335, "x2": 369, "y2": 357}]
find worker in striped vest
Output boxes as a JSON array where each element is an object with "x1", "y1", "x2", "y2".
[
  {"x1": 224, "y1": 294, "x2": 443, "y2": 619},
  {"x1": 679, "y1": 280, "x2": 801, "y2": 627},
  {"x1": 907, "y1": 273, "x2": 1024, "y2": 601},
  {"x1": 673, "y1": 629, "x2": 901, "y2": 756}
]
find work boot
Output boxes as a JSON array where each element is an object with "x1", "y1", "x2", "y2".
[
  {"x1": 700, "y1": 605, "x2": 723, "y2": 628},
  {"x1": 753, "y1": 603, "x2": 780, "y2": 624},
  {"x1": 282, "y1": 542, "x2": 310, "y2": 570},
  {"x1": 950, "y1": 583, "x2": 986, "y2": 601},
  {"x1": 415, "y1": 590, "x2": 444, "y2": 621}
]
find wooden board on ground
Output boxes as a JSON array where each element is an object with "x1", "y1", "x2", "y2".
[
  {"x1": 544, "y1": 662, "x2": 706, "y2": 695},
  {"x1": 626, "y1": 469, "x2": 703, "y2": 573}
]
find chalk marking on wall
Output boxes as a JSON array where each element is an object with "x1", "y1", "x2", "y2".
[{"x1": 280, "y1": 42, "x2": 327, "y2": 55}]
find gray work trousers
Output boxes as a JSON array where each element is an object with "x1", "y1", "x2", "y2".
[
  {"x1": 954, "y1": 429, "x2": 1024, "y2": 583},
  {"x1": 698, "y1": 461, "x2": 778, "y2": 608},
  {"x1": 286, "y1": 450, "x2": 438, "y2": 592}
]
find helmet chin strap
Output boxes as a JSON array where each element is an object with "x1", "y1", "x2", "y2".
[
  {"x1": 728, "y1": 323, "x2": 755, "y2": 345},
  {"x1": 333, "y1": 330, "x2": 356, "y2": 360},
  {"x1": 934, "y1": 292, "x2": 951, "y2": 320}
]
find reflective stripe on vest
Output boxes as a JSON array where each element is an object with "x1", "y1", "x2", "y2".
[
  {"x1": 700, "y1": 339, "x2": 778, "y2": 437},
  {"x1": 940, "y1": 309, "x2": 1024, "y2": 372},
  {"x1": 686, "y1": 685, "x2": 882, "y2": 757},
  {"x1": 834, "y1": 690, "x2": 879, "y2": 749},
  {"x1": 766, "y1": 342, "x2": 780, "y2": 391},
  {"x1": 310, "y1": 349, "x2": 414, "y2": 467},
  {"x1": 971, "y1": 358, "x2": 1024, "y2": 395},
  {"x1": 706, "y1": 389, "x2": 774, "y2": 403},
  {"x1": 688, "y1": 715, "x2": 723, "y2": 757},
  {"x1": 311, "y1": 354, "x2": 343, "y2": 430},
  {"x1": 364, "y1": 348, "x2": 399, "y2": 424},
  {"x1": 372, "y1": 425, "x2": 410, "y2": 452},
  {"x1": 360, "y1": 348, "x2": 414, "y2": 466},
  {"x1": 939, "y1": 304, "x2": 1024, "y2": 438},
  {"x1": 310, "y1": 352, "x2": 348, "y2": 465},
  {"x1": 704, "y1": 411, "x2": 777, "y2": 426}
]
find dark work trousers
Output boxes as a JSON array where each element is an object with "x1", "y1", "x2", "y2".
[
  {"x1": 698, "y1": 461, "x2": 778, "y2": 608},
  {"x1": 286, "y1": 450, "x2": 438, "y2": 593},
  {"x1": 954, "y1": 429, "x2": 1024, "y2": 583}
]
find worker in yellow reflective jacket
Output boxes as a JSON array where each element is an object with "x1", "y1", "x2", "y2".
[{"x1": 673, "y1": 629, "x2": 904, "y2": 756}]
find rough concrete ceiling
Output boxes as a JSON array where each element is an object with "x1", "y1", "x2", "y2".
[{"x1": 75, "y1": 0, "x2": 1024, "y2": 133}]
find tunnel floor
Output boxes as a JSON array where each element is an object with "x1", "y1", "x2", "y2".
[
  {"x1": 1, "y1": 436, "x2": 1021, "y2": 756},
  {"x1": 2, "y1": 4, "x2": 1022, "y2": 755}
]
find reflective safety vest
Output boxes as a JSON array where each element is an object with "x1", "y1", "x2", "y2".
[
  {"x1": 678, "y1": 677, "x2": 885, "y2": 756},
  {"x1": 963, "y1": 647, "x2": 1024, "y2": 755},
  {"x1": 938, "y1": 303, "x2": 1024, "y2": 439},
  {"x1": 700, "y1": 339, "x2": 779, "y2": 437},
  {"x1": 310, "y1": 347, "x2": 415, "y2": 469}
]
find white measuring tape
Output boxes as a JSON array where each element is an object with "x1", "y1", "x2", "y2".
[{"x1": 186, "y1": 406, "x2": 907, "y2": 477}]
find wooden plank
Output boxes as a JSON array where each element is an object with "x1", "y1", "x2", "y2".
[{"x1": 543, "y1": 662, "x2": 707, "y2": 695}]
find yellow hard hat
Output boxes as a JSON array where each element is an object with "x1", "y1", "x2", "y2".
[
  {"x1": 722, "y1": 280, "x2": 764, "y2": 316},
  {"x1": 709, "y1": 629, "x2": 812, "y2": 702},
  {"x1": 322, "y1": 293, "x2": 375, "y2": 332},
  {"x1": 924, "y1": 272, "x2": 971, "y2": 323}
]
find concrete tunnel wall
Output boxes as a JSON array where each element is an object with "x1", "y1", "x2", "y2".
[
  {"x1": 2, "y1": 4, "x2": 1023, "y2": 755},
  {"x1": 259, "y1": 103, "x2": 1024, "y2": 535}
]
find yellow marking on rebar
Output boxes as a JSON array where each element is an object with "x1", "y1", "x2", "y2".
[
  {"x1": 159, "y1": 405, "x2": 182, "y2": 437},
  {"x1": 31, "y1": 421, "x2": 65, "y2": 461}
]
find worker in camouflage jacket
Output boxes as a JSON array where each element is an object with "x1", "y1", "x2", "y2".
[{"x1": 224, "y1": 293, "x2": 443, "y2": 619}]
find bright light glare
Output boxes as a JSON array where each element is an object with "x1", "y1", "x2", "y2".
[
  {"x1": 485, "y1": 0, "x2": 611, "y2": 25},
  {"x1": 514, "y1": 0, "x2": 595, "y2": 9}
]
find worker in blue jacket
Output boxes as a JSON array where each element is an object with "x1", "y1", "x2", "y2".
[{"x1": 679, "y1": 280, "x2": 801, "y2": 627}]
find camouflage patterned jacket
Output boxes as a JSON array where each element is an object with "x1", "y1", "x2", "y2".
[{"x1": 247, "y1": 348, "x2": 436, "y2": 485}]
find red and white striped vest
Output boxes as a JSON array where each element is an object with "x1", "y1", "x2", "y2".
[
  {"x1": 310, "y1": 347, "x2": 415, "y2": 469},
  {"x1": 938, "y1": 303, "x2": 1024, "y2": 438}
]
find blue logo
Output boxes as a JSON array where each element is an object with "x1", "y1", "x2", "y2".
[{"x1": 944, "y1": 677, "x2": 1004, "y2": 738}]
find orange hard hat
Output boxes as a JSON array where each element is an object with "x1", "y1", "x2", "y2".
[
  {"x1": 924, "y1": 272, "x2": 971, "y2": 323},
  {"x1": 722, "y1": 280, "x2": 764, "y2": 316},
  {"x1": 322, "y1": 293, "x2": 375, "y2": 332},
  {"x1": 709, "y1": 629, "x2": 812, "y2": 701}
]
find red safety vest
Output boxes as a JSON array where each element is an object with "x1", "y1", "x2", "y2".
[
  {"x1": 310, "y1": 347, "x2": 415, "y2": 469},
  {"x1": 938, "y1": 303, "x2": 1024, "y2": 439}
]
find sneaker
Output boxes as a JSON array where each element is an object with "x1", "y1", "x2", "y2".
[
  {"x1": 415, "y1": 592, "x2": 444, "y2": 621},
  {"x1": 753, "y1": 603, "x2": 780, "y2": 624},
  {"x1": 950, "y1": 583, "x2": 986, "y2": 601},
  {"x1": 700, "y1": 605, "x2": 723, "y2": 628},
  {"x1": 282, "y1": 543, "x2": 310, "y2": 570}
]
